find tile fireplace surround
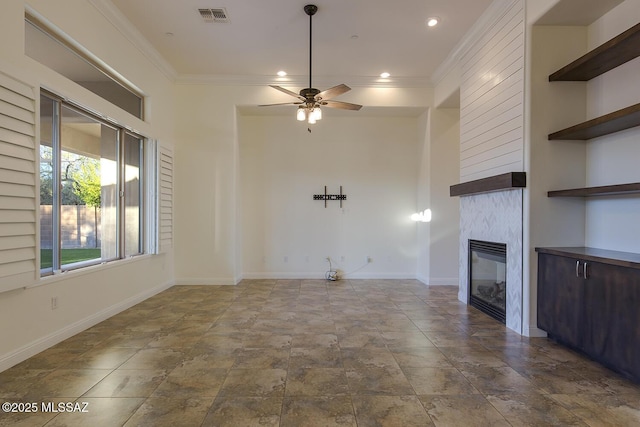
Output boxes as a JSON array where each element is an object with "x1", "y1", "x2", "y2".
[{"x1": 459, "y1": 189, "x2": 524, "y2": 334}]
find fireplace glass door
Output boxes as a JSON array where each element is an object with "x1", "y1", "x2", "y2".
[{"x1": 469, "y1": 240, "x2": 507, "y2": 323}]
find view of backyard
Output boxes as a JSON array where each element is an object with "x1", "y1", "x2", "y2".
[{"x1": 40, "y1": 249, "x2": 101, "y2": 269}]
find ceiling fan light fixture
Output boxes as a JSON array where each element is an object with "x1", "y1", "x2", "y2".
[
  {"x1": 277, "y1": 70, "x2": 287, "y2": 77},
  {"x1": 258, "y1": 4, "x2": 363, "y2": 121},
  {"x1": 380, "y1": 72, "x2": 391, "y2": 78},
  {"x1": 297, "y1": 107, "x2": 307, "y2": 121}
]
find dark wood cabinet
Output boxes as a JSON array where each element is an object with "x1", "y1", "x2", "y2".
[
  {"x1": 536, "y1": 247, "x2": 640, "y2": 383},
  {"x1": 537, "y1": 253, "x2": 584, "y2": 349}
]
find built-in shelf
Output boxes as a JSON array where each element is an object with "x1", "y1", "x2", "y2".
[
  {"x1": 548, "y1": 103, "x2": 640, "y2": 140},
  {"x1": 548, "y1": 22, "x2": 640, "y2": 141},
  {"x1": 450, "y1": 172, "x2": 526, "y2": 197},
  {"x1": 548, "y1": 182, "x2": 640, "y2": 198},
  {"x1": 549, "y1": 22, "x2": 640, "y2": 82}
]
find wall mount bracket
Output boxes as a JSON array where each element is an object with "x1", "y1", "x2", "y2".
[{"x1": 313, "y1": 186, "x2": 346, "y2": 208}]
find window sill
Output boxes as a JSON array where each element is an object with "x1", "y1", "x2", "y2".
[{"x1": 26, "y1": 254, "x2": 155, "y2": 290}]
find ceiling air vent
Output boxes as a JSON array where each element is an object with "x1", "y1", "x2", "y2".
[{"x1": 198, "y1": 8, "x2": 230, "y2": 23}]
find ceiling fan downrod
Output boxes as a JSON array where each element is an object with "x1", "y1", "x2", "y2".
[{"x1": 304, "y1": 4, "x2": 317, "y2": 92}]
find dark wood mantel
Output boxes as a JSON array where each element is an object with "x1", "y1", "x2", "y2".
[{"x1": 450, "y1": 172, "x2": 526, "y2": 197}]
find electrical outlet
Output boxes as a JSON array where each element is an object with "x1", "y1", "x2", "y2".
[{"x1": 51, "y1": 296, "x2": 58, "y2": 310}]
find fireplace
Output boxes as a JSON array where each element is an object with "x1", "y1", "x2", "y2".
[{"x1": 469, "y1": 240, "x2": 506, "y2": 323}]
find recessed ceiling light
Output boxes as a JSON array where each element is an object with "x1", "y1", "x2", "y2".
[
  {"x1": 350, "y1": 35, "x2": 359, "y2": 40},
  {"x1": 277, "y1": 70, "x2": 287, "y2": 77},
  {"x1": 426, "y1": 17, "x2": 439, "y2": 27},
  {"x1": 164, "y1": 32, "x2": 174, "y2": 37},
  {"x1": 380, "y1": 72, "x2": 390, "y2": 79}
]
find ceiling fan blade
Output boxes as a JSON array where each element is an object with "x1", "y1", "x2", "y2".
[
  {"x1": 321, "y1": 100, "x2": 363, "y2": 111},
  {"x1": 316, "y1": 84, "x2": 351, "y2": 100},
  {"x1": 269, "y1": 85, "x2": 304, "y2": 101},
  {"x1": 258, "y1": 102, "x2": 303, "y2": 107}
]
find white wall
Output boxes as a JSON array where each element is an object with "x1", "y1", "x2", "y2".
[
  {"x1": 238, "y1": 113, "x2": 421, "y2": 279},
  {"x1": 428, "y1": 108, "x2": 460, "y2": 285},
  {"x1": 527, "y1": 25, "x2": 588, "y2": 337},
  {"x1": 0, "y1": 0, "x2": 175, "y2": 371},
  {"x1": 415, "y1": 110, "x2": 431, "y2": 283},
  {"x1": 173, "y1": 83, "x2": 435, "y2": 284},
  {"x1": 584, "y1": 0, "x2": 640, "y2": 252}
]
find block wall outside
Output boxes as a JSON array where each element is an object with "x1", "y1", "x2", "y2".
[{"x1": 39, "y1": 205, "x2": 101, "y2": 249}]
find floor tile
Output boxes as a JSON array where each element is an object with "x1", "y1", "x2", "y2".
[
  {"x1": 218, "y1": 368, "x2": 287, "y2": 397},
  {"x1": 2, "y1": 280, "x2": 639, "y2": 426},
  {"x1": 202, "y1": 396, "x2": 282, "y2": 426},
  {"x1": 289, "y1": 347, "x2": 343, "y2": 369},
  {"x1": 390, "y1": 347, "x2": 452, "y2": 369},
  {"x1": 117, "y1": 348, "x2": 186, "y2": 371},
  {"x1": 458, "y1": 366, "x2": 539, "y2": 395},
  {"x1": 404, "y1": 367, "x2": 479, "y2": 395},
  {"x1": 419, "y1": 394, "x2": 511, "y2": 427},
  {"x1": 123, "y1": 397, "x2": 213, "y2": 427},
  {"x1": 151, "y1": 366, "x2": 228, "y2": 398},
  {"x1": 341, "y1": 347, "x2": 401, "y2": 370},
  {"x1": 83, "y1": 369, "x2": 168, "y2": 398},
  {"x1": 232, "y1": 348, "x2": 289, "y2": 369},
  {"x1": 352, "y1": 395, "x2": 434, "y2": 426},
  {"x1": 345, "y1": 367, "x2": 415, "y2": 395},
  {"x1": 486, "y1": 393, "x2": 588, "y2": 426},
  {"x1": 25, "y1": 369, "x2": 112, "y2": 399},
  {"x1": 285, "y1": 368, "x2": 349, "y2": 396},
  {"x1": 548, "y1": 393, "x2": 640, "y2": 426},
  {"x1": 281, "y1": 396, "x2": 356, "y2": 427}
]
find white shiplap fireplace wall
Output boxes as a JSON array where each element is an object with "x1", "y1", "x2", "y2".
[{"x1": 457, "y1": 0, "x2": 525, "y2": 334}]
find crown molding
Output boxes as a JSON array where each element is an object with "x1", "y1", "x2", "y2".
[
  {"x1": 175, "y1": 74, "x2": 431, "y2": 88},
  {"x1": 88, "y1": 0, "x2": 178, "y2": 82},
  {"x1": 431, "y1": 0, "x2": 519, "y2": 85}
]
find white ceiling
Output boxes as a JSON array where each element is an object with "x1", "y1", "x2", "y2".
[{"x1": 106, "y1": 0, "x2": 494, "y2": 85}]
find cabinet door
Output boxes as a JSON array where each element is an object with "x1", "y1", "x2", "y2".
[
  {"x1": 537, "y1": 253, "x2": 584, "y2": 349},
  {"x1": 583, "y1": 262, "x2": 640, "y2": 381}
]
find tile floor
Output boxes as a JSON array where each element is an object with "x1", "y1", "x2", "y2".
[{"x1": 1, "y1": 279, "x2": 640, "y2": 426}]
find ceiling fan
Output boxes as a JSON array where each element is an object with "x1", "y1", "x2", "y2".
[{"x1": 259, "y1": 4, "x2": 362, "y2": 125}]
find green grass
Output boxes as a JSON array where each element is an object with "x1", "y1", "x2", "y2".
[{"x1": 40, "y1": 248, "x2": 101, "y2": 269}]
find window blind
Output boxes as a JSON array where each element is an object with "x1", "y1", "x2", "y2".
[
  {"x1": 0, "y1": 72, "x2": 36, "y2": 292},
  {"x1": 158, "y1": 146, "x2": 173, "y2": 253}
]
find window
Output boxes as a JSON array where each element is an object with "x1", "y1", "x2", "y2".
[
  {"x1": 25, "y1": 13, "x2": 144, "y2": 119},
  {"x1": 40, "y1": 92, "x2": 144, "y2": 275}
]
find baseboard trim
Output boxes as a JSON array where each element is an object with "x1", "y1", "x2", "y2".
[
  {"x1": 424, "y1": 277, "x2": 459, "y2": 286},
  {"x1": 241, "y1": 272, "x2": 419, "y2": 280},
  {"x1": 175, "y1": 278, "x2": 238, "y2": 286},
  {"x1": 0, "y1": 280, "x2": 174, "y2": 373},
  {"x1": 524, "y1": 326, "x2": 548, "y2": 338}
]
